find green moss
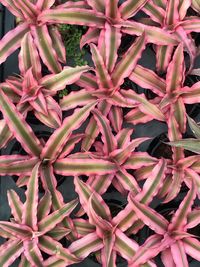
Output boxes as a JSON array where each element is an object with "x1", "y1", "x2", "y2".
[
  {"x1": 58, "y1": 24, "x2": 88, "y2": 98},
  {"x1": 59, "y1": 24, "x2": 88, "y2": 67}
]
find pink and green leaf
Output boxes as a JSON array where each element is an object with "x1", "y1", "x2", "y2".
[
  {"x1": 0, "y1": 88, "x2": 42, "y2": 157},
  {"x1": 19, "y1": 32, "x2": 41, "y2": 80},
  {"x1": 41, "y1": 66, "x2": 91, "y2": 92},
  {"x1": 7, "y1": 190, "x2": 23, "y2": 223},
  {"x1": 0, "y1": 22, "x2": 28, "y2": 64},
  {"x1": 23, "y1": 240, "x2": 43, "y2": 267},
  {"x1": 38, "y1": 8, "x2": 106, "y2": 27},
  {"x1": 129, "y1": 194, "x2": 168, "y2": 234},
  {"x1": 60, "y1": 90, "x2": 96, "y2": 111},
  {"x1": 0, "y1": 240, "x2": 24, "y2": 267},
  {"x1": 41, "y1": 101, "x2": 96, "y2": 160},
  {"x1": 130, "y1": 65, "x2": 165, "y2": 96},
  {"x1": 120, "y1": 0, "x2": 149, "y2": 19},
  {"x1": 31, "y1": 25, "x2": 62, "y2": 73},
  {"x1": 38, "y1": 199, "x2": 78, "y2": 234},
  {"x1": 112, "y1": 33, "x2": 146, "y2": 87},
  {"x1": 169, "y1": 181, "x2": 196, "y2": 231}
]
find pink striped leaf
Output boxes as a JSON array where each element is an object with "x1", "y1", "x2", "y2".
[
  {"x1": 74, "y1": 219, "x2": 95, "y2": 237},
  {"x1": 80, "y1": 28, "x2": 100, "y2": 49},
  {"x1": 58, "y1": 134, "x2": 85, "y2": 159},
  {"x1": 109, "y1": 106, "x2": 123, "y2": 132},
  {"x1": 41, "y1": 101, "x2": 96, "y2": 160},
  {"x1": 114, "y1": 229, "x2": 138, "y2": 261},
  {"x1": 47, "y1": 227, "x2": 71, "y2": 241},
  {"x1": 191, "y1": 0, "x2": 200, "y2": 13},
  {"x1": 129, "y1": 234, "x2": 164, "y2": 266},
  {"x1": 170, "y1": 241, "x2": 188, "y2": 267},
  {"x1": 36, "y1": 0, "x2": 55, "y2": 10},
  {"x1": 134, "y1": 165, "x2": 155, "y2": 181},
  {"x1": 163, "y1": 169, "x2": 183, "y2": 203},
  {"x1": 121, "y1": 20, "x2": 178, "y2": 45},
  {"x1": 19, "y1": 32, "x2": 41, "y2": 80},
  {"x1": 68, "y1": 232, "x2": 103, "y2": 259},
  {"x1": 90, "y1": 43, "x2": 113, "y2": 89},
  {"x1": 125, "y1": 108, "x2": 153, "y2": 125},
  {"x1": 105, "y1": 23, "x2": 121, "y2": 73},
  {"x1": 178, "y1": 0, "x2": 191, "y2": 20},
  {"x1": 143, "y1": 0, "x2": 165, "y2": 24},
  {"x1": 0, "y1": 22, "x2": 29, "y2": 64},
  {"x1": 74, "y1": 177, "x2": 111, "y2": 220},
  {"x1": 101, "y1": 234, "x2": 116, "y2": 267},
  {"x1": 165, "y1": 0, "x2": 179, "y2": 26},
  {"x1": 0, "y1": 157, "x2": 39, "y2": 175},
  {"x1": 161, "y1": 248, "x2": 176, "y2": 267},
  {"x1": 7, "y1": 190, "x2": 23, "y2": 223},
  {"x1": 166, "y1": 44, "x2": 184, "y2": 93},
  {"x1": 92, "y1": 109, "x2": 117, "y2": 154},
  {"x1": 56, "y1": 1, "x2": 89, "y2": 9},
  {"x1": 40, "y1": 165, "x2": 75, "y2": 237},
  {"x1": 0, "y1": 240, "x2": 24, "y2": 267},
  {"x1": 129, "y1": 194, "x2": 168, "y2": 234},
  {"x1": 23, "y1": 239, "x2": 43, "y2": 267},
  {"x1": 39, "y1": 235, "x2": 80, "y2": 264},
  {"x1": 182, "y1": 82, "x2": 200, "y2": 104},
  {"x1": 60, "y1": 90, "x2": 96, "y2": 111},
  {"x1": 34, "y1": 96, "x2": 62, "y2": 128},
  {"x1": 31, "y1": 25, "x2": 62, "y2": 73},
  {"x1": 19, "y1": 255, "x2": 31, "y2": 267},
  {"x1": 175, "y1": 26, "x2": 196, "y2": 71},
  {"x1": 187, "y1": 208, "x2": 200, "y2": 229},
  {"x1": 22, "y1": 163, "x2": 40, "y2": 231},
  {"x1": 130, "y1": 65, "x2": 165, "y2": 96},
  {"x1": 41, "y1": 66, "x2": 91, "y2": 92},
  {"x1": 86, "y1": 0, "x2": 105, "y2": 13},
  {"x1": 179, "y1": 17, "x2": 200, "y2": 33},
  {"x1": 115, "y1": 168, "x2": 141, "y2": 194},
  {"x1": 116, "y1": 128, "x2": 133, "y2": 149},
  {"x1": 76, "y1": 72, "x2": 98, "y2": 90},
  {"x1": 0, "y1": 88, "x2": 42, "y2": 157},
  {"x1": 110, "y1": 137, "x2": 150, "y2": 165},
  {"x1": 14, "y1": 0, "x2": 38, "y2": 20},
  {"x1": 156, "y1": 45, "x2": 174, "y2": 74},
  {"x1": 120, "y1": 0, "x2": 149, "y2": 19},
  {"x1": 167, "y1": 139, "x2": 200, "y2": 154},
  {"x1": 0, "y1": 0, "x2": 24, "y2": 18},
  {"x1": 37, "y1": 191, "x2": 52, "y2": 222},
  {"x1": 48, "y1": 25, "x2": 66, "y2": 64},
  {"x1": 38, "y1": 8, "x2": 106, "y2": 27},
  {"x1": 138, "y1": 158, "x2": 167, "y2": 203},
  {"x1": 183, "y1": 237, "x2": 200, "y2": 261},
  {"x1": 112, "y1": 33, "x2": 146, "y2": 87},
  {"x1": 82, "y1": 101, "x2": 111, "y2": 151},
  {"x1": 105, "y1": 0, "x2": 120, "y2": 19},
  {"x1": 172, "y1": 97, "x2": 186, "y2": 133},
  {"x1": 54, "y1": 157, "x2": 117, "y2": 176},
  {"x1": 88, "y1": 194, "x2": 112, "y2": 235},
  {"x1": 122, "y1": 90, "x2": 165, "y2": 121},
  {"x1": 124, "y1": 152, "x2": 157, "y2": 169},
  {"x1": 168, "y1": 181, "x2": 196, "y2": 231},
  {"x1": 38, "y1": 199, "x2": 78, "y2": 234},
  {"x1": 0, "y1": 222, "x2": 32, "y2": 239}
]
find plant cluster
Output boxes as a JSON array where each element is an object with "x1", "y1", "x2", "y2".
[{"x1": 0, "y1": 0, "x2": 200, "y2": 266}]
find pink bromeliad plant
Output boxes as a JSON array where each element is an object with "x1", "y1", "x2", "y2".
[{"x1": 0, "y1": 0, "x2": 200, "y2": 266}]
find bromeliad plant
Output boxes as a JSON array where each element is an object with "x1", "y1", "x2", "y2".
[{"x1": 1, "y1": 0, "x2": 200, "y2": 266}]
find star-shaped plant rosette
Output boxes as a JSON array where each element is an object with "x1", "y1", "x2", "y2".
[{"x1": 0, "y1": 163, "x2": 80, "y2": 266}]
